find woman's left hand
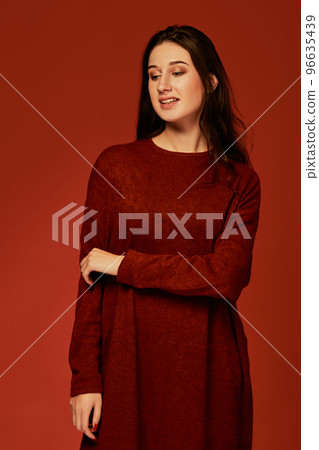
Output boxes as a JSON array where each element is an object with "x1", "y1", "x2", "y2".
[{"x1": 80, "y1": 248, "x2": 125, "y2": 285}]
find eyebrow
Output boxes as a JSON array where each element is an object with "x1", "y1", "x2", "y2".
[{"x1": 147, "y1": 60, "x2": 190, "y2": 70}]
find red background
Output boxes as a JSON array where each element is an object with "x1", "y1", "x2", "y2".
[{"x1": 0, "y1": 1, "x2": 300, "y2": 449}]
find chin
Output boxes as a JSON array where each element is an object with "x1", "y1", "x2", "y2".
[{"x1": 156, "y1": 110, "x2": 183, "y2": 119}]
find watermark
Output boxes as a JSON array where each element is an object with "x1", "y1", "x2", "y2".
[
  {"x1": 118, "y1": 212, "x2": 251, "y2": 240},
  {"x1": 52, "y1": 202, "x2": 98, "y2": 249}
]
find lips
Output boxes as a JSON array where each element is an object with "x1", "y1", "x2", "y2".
[
  {"x1": 159, "y1": 97, "x2": 179, "y2": 104},
  {"x1": 159, "y1": 98, "x2": 180, "y2": 110}
]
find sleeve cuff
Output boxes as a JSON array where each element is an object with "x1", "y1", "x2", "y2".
[
  {"x1": 116, "y1": 249, "x2": 139, "y2": 285},
  {"x1": 70, "y1": 385, "x2": 104, "y2": 397}
]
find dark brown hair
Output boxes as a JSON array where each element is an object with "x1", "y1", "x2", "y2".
[{"x1": 136, "y1": 24, "x2": 254, "y2": 184}]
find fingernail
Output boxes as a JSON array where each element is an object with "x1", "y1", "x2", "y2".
[{"x1": 94, "y1": 423, "x2": 98, "y2": 431}]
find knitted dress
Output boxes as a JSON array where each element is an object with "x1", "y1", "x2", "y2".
[{"x1": 68, "y1": 137, "x2": 261, "y2": 449}]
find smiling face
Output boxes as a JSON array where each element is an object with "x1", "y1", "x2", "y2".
[{"x1": 147, "y1": 41, "x2": 207, "y2": 127}]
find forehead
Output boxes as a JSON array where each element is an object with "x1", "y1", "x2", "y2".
[{"x1": 148, "y1": 42, "x2": 191, "y2": 66}]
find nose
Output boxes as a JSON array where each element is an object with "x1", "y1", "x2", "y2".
[{"x1": 157, "y1": 73, "x2": 172, "y2": 93}]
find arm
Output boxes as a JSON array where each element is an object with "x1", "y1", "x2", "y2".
[
  {"x1": 116, "y1": 169, "x2": 261, "y2": 305},
  {"x1": 68, "y1": 152, "x2": 107, "y2": 397}
]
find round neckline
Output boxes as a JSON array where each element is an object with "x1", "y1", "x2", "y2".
[{"x1": 149, "y1": 137, "x2": 210, "y2": 156}]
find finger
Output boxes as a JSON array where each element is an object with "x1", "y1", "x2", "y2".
[
  {"x1": 74, "y1": 401, "x2": 86, "y2": 431},
  {"x1": 82, "y1": 426, "x2": 97, "y2": 441},
  {"x1": 92, "y1": 399, "x2": 102, "y2": 431},
  {"x1": 80, "y1": 406, "x2": 97, "y2": 441},
  {"x1": 81, "y1": 267, "x2": 93, "y2": 285},
  {"x1": 74, "y1": 405, "x2": 81, "y2": 431},
  {"x1": 80, "y1": 257, "x2": 92, "y2": 277},
  {"x1": 81, "y1": 261, "x2": 93, "y2": 286},
  {"x1": 81, "y1": 420, "x2": 97, "y2": 440},
  {"x1": 83, "y1": 273, "x2": 93, "y2": 285},
  {"x1": 69, "y1": 399, "x2": 75, "y2": 427},
  {"x1": 81, "y1": 259, "x2": 88, "y2": 275}
]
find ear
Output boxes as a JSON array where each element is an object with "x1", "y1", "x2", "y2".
[{"x1": 209, "y1": 73, "x2": 218, "y2": 91}]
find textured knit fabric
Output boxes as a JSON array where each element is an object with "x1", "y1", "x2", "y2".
[{"x1": 68, "y1": 137, "x2": 261, "y2": 450}]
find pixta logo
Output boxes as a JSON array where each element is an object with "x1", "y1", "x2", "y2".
[
  {"x1": 52, "y1": 202, "x2": 98, "y2": 249},
  {"x1": 118, "y1": 213, "x2": 251, "y2": 240}
]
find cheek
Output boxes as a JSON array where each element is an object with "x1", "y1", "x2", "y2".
[
  {"x1": 185, "y1": 78, "x2": 204, "y2": 106},
  {"x1": 148, "y1": 82, "x2": 157, "y2": 104}
]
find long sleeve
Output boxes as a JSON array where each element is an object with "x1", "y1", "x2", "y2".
[
  {"x1": 68, "y1": 151, "x2": 108, "y2": 397},
  {"x1": 116, "y1": 169, "x2": 261, "y2": 305}
]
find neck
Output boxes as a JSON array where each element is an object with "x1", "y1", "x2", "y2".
[{"x1": 155, "y1": 125, "x2": 210, "y2": 153}]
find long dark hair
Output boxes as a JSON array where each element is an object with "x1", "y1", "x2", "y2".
[{"x1": 136, "y1": 24, "x2": 254, "y2": 184}]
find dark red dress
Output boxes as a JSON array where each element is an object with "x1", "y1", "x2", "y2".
[{"x1": 68, "y1": 137, "x2": 261, "y2": 449}]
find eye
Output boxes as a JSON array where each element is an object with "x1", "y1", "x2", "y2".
[{"x1": 149, "y1": 72, "x2": 185, "y2": 81}]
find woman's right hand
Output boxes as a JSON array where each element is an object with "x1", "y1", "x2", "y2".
[{"x1": 70, "y1": 393, "x2": 102, "y2": 441}]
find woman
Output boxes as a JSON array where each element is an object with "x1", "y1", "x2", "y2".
[{"x1": 69, "y1": 24, "x2": 261, "y2": 449}]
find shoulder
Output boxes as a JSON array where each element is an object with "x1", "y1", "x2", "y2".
[
  {"x1": 92, "y1": 139, "x2": 146, "y2": 170},
  {"x1": 226, "y1": 160, "x2": 261, "y2": 196},
  {"x1": 227, "y1": 162, "x2": 261, "y2": 214},
  {"x1": 88, "y1": 139, "x2": 143, "y2": 176}
]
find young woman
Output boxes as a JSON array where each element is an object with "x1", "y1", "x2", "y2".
[{"x1": 69, "y1": 24, "x2": 261, "y2": 449}]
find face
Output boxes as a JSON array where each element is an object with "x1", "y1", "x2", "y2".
[{"x1": 147, "y1": 42, "x2": 209, "y2": 126}]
